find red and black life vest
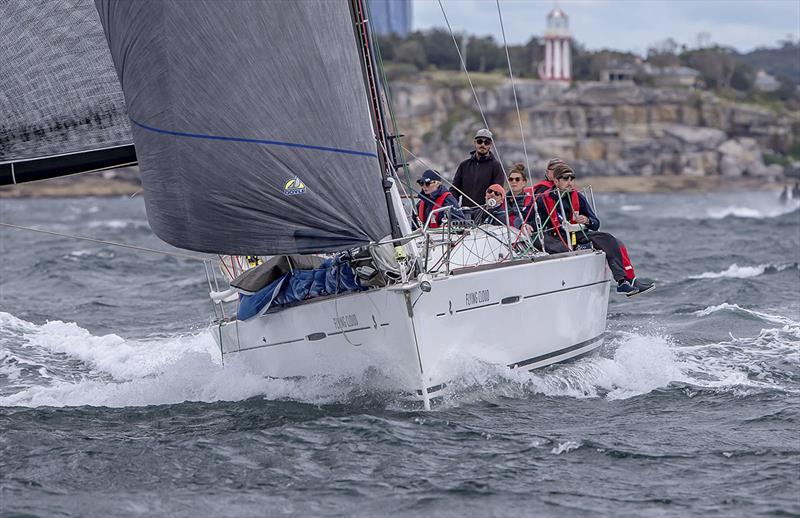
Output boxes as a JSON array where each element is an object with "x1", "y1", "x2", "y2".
[
  {"x1": 418, "y1": 191, "x2": 451, "y2": 228},
  {"x1": 541, "y1": 190, "x2": 581, "y2": 232},
  {"x1": 532, "y1": 179, "x2": 554, "y2": 193},
  {"x1": 508, "y1": 186, "x2": 534, "y2": 227}
]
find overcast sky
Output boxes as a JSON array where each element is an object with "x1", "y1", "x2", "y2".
[{"x1": 413, "y1": 0, "x2": 800, "y2": 55}]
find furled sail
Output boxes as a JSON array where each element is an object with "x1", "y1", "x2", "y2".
[
  {"x1": 0, "y1": 0, "x2": 135, "y2": 185},
  {"x1": 95, "y1": 0, "x2": 392, "y2": 255}
]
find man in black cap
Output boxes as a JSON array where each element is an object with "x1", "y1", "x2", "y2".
[
  {"x1": 415, "y1": 169, "x2": 465, "y2": 229},
  {"x1": 451, "y1": 128, "x2": 505, "y2": 208}
]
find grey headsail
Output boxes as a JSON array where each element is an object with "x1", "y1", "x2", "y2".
[
  {"x1": 0, "y1": 0, "x2": 134, "y2": 185},
  {"x1": 95, "y1": 0, "x2": 392, "y2": 255}
]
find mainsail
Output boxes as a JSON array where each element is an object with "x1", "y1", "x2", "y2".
[
  {"x1": 0, "y1": 0, "x2": 134, "y2": 185},
  {"x1": 95, "y1": 0, "x2": 393, "y2": 255}
]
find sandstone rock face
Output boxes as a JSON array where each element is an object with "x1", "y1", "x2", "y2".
[{"x1": 391, "y1": 78, "x2": 795, "y2": 182}]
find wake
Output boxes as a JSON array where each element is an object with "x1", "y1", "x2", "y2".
[{"x1": 1, "y1": 310, "x2": 796, "y2": 409}]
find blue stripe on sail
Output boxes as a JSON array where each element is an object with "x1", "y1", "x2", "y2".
[{"x1": 130, "y1": 119, "x2": 378, "y2": 158}]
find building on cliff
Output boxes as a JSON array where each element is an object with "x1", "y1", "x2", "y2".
[
  {"x1": 600, "y1": 61, "x2": 638, "y2": 84},
  {"x1": 754, "y1": 70, "x2": 780, "y2": 92},
  {"x1": 539, "y1": 7, "x2": 571, "y2": 82},
  {"x1": 367, "y1": 0, "x2": 412, "y2": 37},
  {"x1": 642, "y1": 64, "x2": 701, "y2": 88}
]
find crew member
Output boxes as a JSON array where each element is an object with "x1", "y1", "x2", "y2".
[
  {"x1": 473, "y1": 184, "x2": 514, "y2": 226},
  {"x1": 532, "y1": 157, "x2": 565, "y2": 196},
  {"x1": 416, "y1": 169, "x2": 464, "y2": 229},
  {"x1": 506, "y1": 163, "x2": 534, "y2": 228},
  {"x1": 539, "y1": 163, "x2": 655, "y2": 297},
  {"x1": 451, "y1": 129, "x2": 505, "y2": 208}
]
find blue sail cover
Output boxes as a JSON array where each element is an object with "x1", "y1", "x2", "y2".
[{"x1": 95, "y1": 0, "x2": 392, "y2": 255}]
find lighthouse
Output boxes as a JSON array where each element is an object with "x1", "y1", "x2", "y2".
[{"x1": 539, "y1": 7, "x2": 571, "y2": 82}]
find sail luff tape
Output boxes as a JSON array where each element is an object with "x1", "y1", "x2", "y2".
[{"x1": 11, "y1": 163, "x2": 16, "y2": 184}]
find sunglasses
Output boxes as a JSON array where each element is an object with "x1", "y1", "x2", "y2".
[
  {"x1": 417, "y1": 179, "x2": 436, "y2": 186},
  {"x1": 557, "y1": 174, "x2": 576, "y2": 181},
  {"x1": 486, "y1": 189, "x2": 502, "y2": 196},
  {"x1": 509, "y1": 177, "x2": 524, "y2": 182},
  {"x1": 475, "y1": 138, "x2": 492, "y2": 145}
]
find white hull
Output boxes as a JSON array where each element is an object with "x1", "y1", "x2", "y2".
[{"x1": 213, "y1": 249, "x2": 611, "y2": 408}]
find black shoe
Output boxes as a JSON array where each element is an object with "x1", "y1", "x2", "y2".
[
  {"x1": 616, "y1": 280, "x2": 637, "y2": 295},
  {"x1": 628, "y1": 278, "x2": 655, "y2": 297}
]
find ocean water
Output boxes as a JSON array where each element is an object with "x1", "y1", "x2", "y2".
[{"x1": 0, "y1": 192, "x2": 798, "y2": 517}]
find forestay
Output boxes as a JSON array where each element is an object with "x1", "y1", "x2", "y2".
[
  {"x1": 0, "y1": 0, "x2": 133, "y2": 184},
  {"x1": 95, "y1": 0, "x2": 392, "y2": 255}
]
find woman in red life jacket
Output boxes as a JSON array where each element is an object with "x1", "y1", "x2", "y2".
[
  {"x1": 539, "y1": 163, "x2": 655, "y2": 297},
  {"x1": 416, "y1": 169, "x2": 465, "y2": 229},
  {"x1": 506, "y1": 163, "x2": 535, "y2": 229}
]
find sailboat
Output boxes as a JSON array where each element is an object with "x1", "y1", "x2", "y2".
[{"x1": 1, "y1": 0, "x2": 610, "y2": 409}]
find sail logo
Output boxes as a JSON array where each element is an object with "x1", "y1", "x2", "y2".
[{"x1": 283, "y1": 176, "x2": 307, "y2": 196}]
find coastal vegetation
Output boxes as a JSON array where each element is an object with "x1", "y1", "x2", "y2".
[{"x1": 377, "y1": 31, "x2": 799, "y2": 109}]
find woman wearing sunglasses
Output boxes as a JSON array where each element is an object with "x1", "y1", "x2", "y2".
[
  {"x1": 538, "y1": 163, "x2": 655, "y2": 297},
  {"x1": 506, "y1": 163, "x2": 535, "y2": 228},
  {"x1": 415, "y1": 169, "x2": 465, "y2": 229},
  {"x1": 472, "y1": 184, "x2": 517, "y2": 227}
]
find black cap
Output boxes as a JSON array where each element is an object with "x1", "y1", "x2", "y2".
[{"x1": 418, "y1": 169, "x2": 442, "y2": 182}]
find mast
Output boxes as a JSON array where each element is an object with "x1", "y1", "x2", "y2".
[{"x1": 349, "y1": 0, "x2": 404, "y2": 242}]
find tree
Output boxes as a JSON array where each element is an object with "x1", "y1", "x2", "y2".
[
  {"x1": 395, "y1": 39, "x2": 427, "y2": 70},
  {"x1": 420, "y1": 29, "x2": 462, "y2": 70},
  {"x1": 729, "y1": 63, "x2": 755, "y2": 91},
  {"x1": 681, "y1": 46, "x2": 738, "y2": 89},
  {"x1": 570, "y1": 42, "x2": 593, "y2": 80},
  {"x1": 465, "y1": 36, "x2": 503, "y2": 73},
  {"x1": 375, "y1": 34, "x2": 397, "y2": 61},
  {"x1": 647, "y1": 38, "x2": 679, "y2": 67},
  {"x1": 774, "y1": 74, "x2": 798, "y2": 101}
]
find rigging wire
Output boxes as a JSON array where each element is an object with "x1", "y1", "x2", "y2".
[
  {"x1": 0, "y1": 221, "x2": 210, "y2": 262},
  {"x1": 400, "y1": 144, "x2": 507, "y2": 229},
  {"x1": 495, "y1": 0, "x2": 544, "y2": 246},
  {"x1": 435, "y1": 0, "x2": 525, "y2": 251},
  {"x1": 494, "y1": 0, "x2": 544, "y2": 251},
  {"x1": 496, "y1": 0, "x2": 531, "y2": 178},
  {"x1": 365, "y1": 0, "x2": 415, "y2": 196}
]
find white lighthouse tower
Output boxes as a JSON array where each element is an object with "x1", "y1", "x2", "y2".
[{"x1": 539, "y1": 7, "x2": 571, "y2": 82}]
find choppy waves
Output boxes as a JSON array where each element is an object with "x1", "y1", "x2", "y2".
[
  {"x1": 693, "y1": 302, "x2": 800, "y2": 327},
  {"x1": 705, "y1": 203, "x2": 799, "y2": 220},
  {"x1": 690, "y1": 262, "x2": 799, "y2": 279},
  {"x1": 2, "y1": 306, "x2": 797, "y2": 410}
]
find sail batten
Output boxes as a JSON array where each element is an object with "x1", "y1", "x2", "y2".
[{"x1": 95, "y1": 0, "x2": 392, "y2": 255}]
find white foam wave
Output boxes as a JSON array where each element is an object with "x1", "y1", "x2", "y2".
[
  {"x1": 1, "y1": 311, "x2": 796, "y2": 409},
  {"x1": 705, "y1": 203, "x2": 799, "y2": 220},
  {"x1": 689, "y1": 262, "x2": 797, "y2": 280},
  {"x1": 87, "y1": 219, "x2": 148, "y2": 230},
  {"x1": 551, "y1": 441, "x2": 581, "y2": 454},
  {"x1": 0, "y1": 312, "x2": 391, "y2": 408},
  {"x1": 693, "y1": 303, "x2": 800, "y2": 327},
  {"x1": 620, "y1": 205, "x2": 643, "y2": 212},
  {"x1": 439, "y1": 325, "x2": 798, "y2": 405}
]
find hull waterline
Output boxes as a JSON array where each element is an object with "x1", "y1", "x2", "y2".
[{"x1": 213, "y1": 250, "x2": 611, "y2": 408}]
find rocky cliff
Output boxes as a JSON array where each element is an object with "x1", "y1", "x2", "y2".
[{"x1": 391, "y1": 77, "x2": 799, "y2": 181}]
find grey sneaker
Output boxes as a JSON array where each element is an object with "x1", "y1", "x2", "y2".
[
  {"x1": 628, "y1": 278, "x2": 655, "y2": 297},
  {"x1": 616, "y1": 280, "x2": 637, "y2": 295}
]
